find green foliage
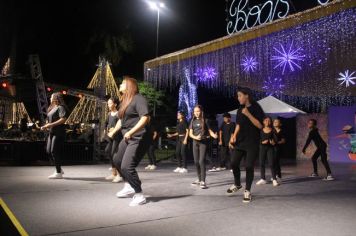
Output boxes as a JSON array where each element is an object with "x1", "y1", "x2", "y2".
[{"x1": 138, "y1": 81, "x2": 164, "y2": 111}]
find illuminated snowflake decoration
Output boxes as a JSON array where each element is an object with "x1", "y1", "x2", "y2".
[
  {"x1": 271, "y1": 41, "x2": 305, "y2": 74},
  {"x1": 194, "y1": 66, "x2": 218, "y2": 82},
  {"x1": 262, "y1": 77, "x2": 285, "y2": 97},
  {"x1": 241, "y1": 56, "x2": 258, "y2": 72},
  {"x1": 337, "y1": 70, "x2": 356, "y2": 87}
]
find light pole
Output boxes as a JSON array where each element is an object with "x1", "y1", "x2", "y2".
[{"x1": 147, "y1": 1, "x2": 165, "y2": 57}]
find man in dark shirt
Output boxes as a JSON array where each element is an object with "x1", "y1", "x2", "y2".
[
  {"x1": 218, "y1": 113, "x2": 235, "y2": 170},
  {"x1": 302, "y1": 119, "x2": 334, "y2": 180}
]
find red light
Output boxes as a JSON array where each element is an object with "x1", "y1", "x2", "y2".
[
  {"x1": 61, "y1": 90, "x2": 67, "y2": 95},
  {"x1": 1, "y1": 82, "x2": 8, "y2": 88},
  {"x1": 46, "y1": 87, "x2": 52, "y2": 92}
]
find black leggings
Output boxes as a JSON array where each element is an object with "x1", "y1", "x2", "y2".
[
  {"x1": 113, "y1": 132, "x2": 151, "y2": 193},
  {"x1": 192, "y1": 139, "x2": 208, "y2": 182},
  {"x1": 219, "y1": 145, "x2": 231, "y2": 168},
  {"x1": 312, "y1": 147, "x2": 332, "y2": 174},
  {"x1": 105, "y1": 139, "x2": 120, "y2": 168},
  {"x1": 231, "y1": 146, "x2": 259, "y2": 191},
  {"x1": 274, "y1": 146, "x2": 282, "y2": 178},
  {"x1": 148, "y1": 144, "x2": 156, "y2": 165},
  {"x1": 176, "y1": 137, "x2": 187, "y2": 168},
  {"x1": 46, "y1": 134, "x2": 64, "y2": 173},
  {"x1": 259, "y1": 145, "x2": 276, "y2": 180}
]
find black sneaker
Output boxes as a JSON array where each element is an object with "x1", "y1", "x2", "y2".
[
  {"x1": 226, "y1": 184, "x2": 242, "y2": 196},
  {"x1": 242, "y1": 190, "x2": 252, "y2": 203}
]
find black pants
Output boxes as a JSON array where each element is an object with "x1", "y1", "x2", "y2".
[
  {"x1": 176, "y1": 137, "x2": 187, "y2": 168},
  {"x1": 148, "y1": 144, "x2": 156, "y2": 165},
  {"x1": 113, "y1": 132, "x2": 151, "y2": 193},
  {"x1": 231, "y1": 146, "x2": 259, "y2": 191},
  {"x1": 219, "y1": 145, "x2": 231, "y2": 168},
  {"x1": 259, "y1": 145, "x2": 276, "y2": 180},
  {"x1": 46, "y1": 134, "x2": 64, "y2": 173},
  {"x1": 192, "y1": 139, "x2": 208, "y2": 182},
  {"x1": 274, "y1": 146, "x2": 282, "y2": 178},
  {"x1": 312, "y1": 147, "x2": 332, "y2": 174},
  {"x1": 105, "y1": 139, "x2": 120, "y2": 168}
]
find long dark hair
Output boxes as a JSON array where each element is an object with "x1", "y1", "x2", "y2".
[
  {"x1": 237, "y1": 87, "x2": 255, "y2": 105},
  {"x1": 108, "y1": 96, "x2": 120, "y2": 110},
  {"x1": 118, "y1": 76, "x2": 139, "y2": 119},
  {"x1": 263, "y1": 116, "x2": 273, "y2": 128},
  {"x1": 48, "y1": 92, "x2": 67, "y2": 113},
  {"x1": 190, "y1": 105, "x2": 205, "y2": 134},
  {"x1": 178, "y1": 111, "x2": 186, "y2": 123}
]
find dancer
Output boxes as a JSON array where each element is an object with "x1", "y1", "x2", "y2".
[
  {"x1": 109, "y1": 77, "x2": 151, "y2": 206},
  {"x1": 227, "y1": 87, "x2": 264, "y2": 202},
  {"x1": 41, "y1": 92, "x2": 67, "y2": 179},
  {"x1": 218, "y1": 113, "x2": 235, "y2": 171},
  {"x1": 104, "y1": 97, "x2": 123, "y2": 183},
  {"x1": 256, "y1": 117, "x2": 279, "y2": 187},
  {"x1": 302, "y1": 119, "x2": 334, "y2": 180},
  {"x1": 273, "y1": 118, "x2": 285, "y2": 179},
  {"x1": 167, "y1": 111, "x2": 189, "y2": 173},
  {"x1": 145, "y1": 120, "x2": 158, "y2": 170},
  {"x1": 189, "y1": 105, "x2": 218, "y2": 189}
]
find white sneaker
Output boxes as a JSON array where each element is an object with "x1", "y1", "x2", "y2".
[
  {"x1": 105, "y1": 174, "x2": 115, "y2": 180},
  {"x1": 200, "y1": 182, "x2": 208, "y2": 189},
  {"x1": 174, "y1": 167, "x2": 182, "y2": 173},
  {"x1": 191, "y1": 180, "x2": 200, "y2": 186},
  {"x1": 48, "y1": 172, "x2": 63, "y2": 179},
  {"x1": 209, "y1": 167, "x2": 217, "y2": 172},
  {"x1": 256, "y1": 179, "x2": 267, "y2": 185},
  {"x1": 108, "y1": 167, "x2": 113, "y2": 171},
  {"x1": 272, "y1": 180, "x2": 279, "y2": 187},
  {"x1": 243, "y1": 190, "x2": 252, "y2": 203},
  {"x1": 112, "y1": 175, "x2": 123, "y2": 183},
  {"x1": 129, "y1": 193, "x2": 146, "y2": 207},
  {"x1": 145, "y1": 165, "x2": 152, "y2": 170},
  {"x1": 116, "y1": 183, "x2": 135, "y2": 198},
  {"x1": 149, "y1": 165, "x2": 157, "y2": 170},
  {"x1": 323, "y1": 175, "x2": 335, "y2": 181},
  {"x1": 179, "y1": 168, "x2": 188, "y2": 173}
]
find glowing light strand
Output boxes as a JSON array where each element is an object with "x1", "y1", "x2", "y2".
[
  {"x1": 262, "y1": 77, "x2": 285, "y2": 97},
  {"x1": 178, "y1": 68, "x2": 198, "y2": 121},
  {"x1": 241, "y1": 56, "x2": 258, "y2": 72}
]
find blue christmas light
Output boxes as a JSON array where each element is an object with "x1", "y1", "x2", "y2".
[
  {"x1": 179, "y1": 68, "x2": 198, "y2": 121},
  {"x1": 262, "y1": 77, "x2": 285, "y2": 97},
  {"x1": 194, "y1": 66, "x2": 218, "y2": 82},
  {"x1": 271, "y1": 41, "x2": 305, "y2": 74},
  {"x1": 337, "y1": 70, "x2": 356, "y2": 87},
  {"x1": 241, "y1": 56, "x2": 258, "y2": 72}
]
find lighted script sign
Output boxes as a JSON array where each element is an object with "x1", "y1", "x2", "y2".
[{"x1": 226, "y1": 0, "x2": 290, "y2": 35}]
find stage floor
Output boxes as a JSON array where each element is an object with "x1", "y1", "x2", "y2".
[{"x1": 1, "y1": 161, "x2": 356, "y2": 236}]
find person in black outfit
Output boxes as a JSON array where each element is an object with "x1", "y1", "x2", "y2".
[
  {"x1": 168, "y1": 111, "x2": 189, "y2": 173},
  {"x1": 108, "y1": 77, "x2": 151, "y2": 207},
  {"x1": 40, "y1": 92, "x2": 67, "y2": 179},
  {"x1": 256, "y1": 117, "x2": 279, "y2": 187},
  {"x1": 227, "y1": 87, "x2": 264, "y2": 203},
  {"x1": 273, "y1": 119, "x2": 285, "y2": 179},
  {"x1": 218, "y1": 113, "x2": 235, "y2": 171},
  {"x1": 20, "y1": 115, "x2": 28, "y2": 138},
  {"x1": 189, "y1": 105, "x2": 218, "y2": 189},
  {"x1": 302, "y1": 119, "x2": 334, "y2": 181},
  {"x1": 104, "y1": 97, "x2": 123, "y2": 183},
  {"x1": 145, "y1": 120, "x2": 159, "y2": 170}
]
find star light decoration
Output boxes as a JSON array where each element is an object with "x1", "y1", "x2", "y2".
[
  {"x1": 194, "y1": 66, "x2": 218, "y2": 82},
  {"x1": 337, "y1": 70, "x2": 356, "y2": 88},
  {"x1": 262, "y1": 77, "x2": 285, "y2": 97},
  {"x1": 241, "y1": 56, "x2": 258, "y2": 72},
  {"x1": 271, "y1": 41, "x2": 305, "y2": 74}
]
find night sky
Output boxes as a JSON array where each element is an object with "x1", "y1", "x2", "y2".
[{"x1": 0, "y1": 0, "x2": 319, "y2": 90}]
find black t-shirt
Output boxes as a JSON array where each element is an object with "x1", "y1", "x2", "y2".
[
  {"x1": 189, "y1": 118, "x2": 211, "y2": 138},
  {"x1": 260, "y1": 129, "x2": 276, "y2": 147},
  {"x1": 303, "y1": 128, "x2": 327, "y2": 151},
  {"x1": 220, "y1": 122, "x2": 236, "y2": 146},
  {"x1": 274, "y1": 129, "x2": 285, "y2": 146},
  {"x1": 177, "y1": 120, "x2": 188, "y2": 135},
  {"x1": 47, "y1": 105, "x2": 67, "y2": 136},
  {"x1": 106, "y1": 112, "x2": 121, "y2": 141},
  {"x1": 121, "y1": 94, "x2": 149, "y2": 136},
  {"x1": 235, "y1": 103, "x2": 264, "y2": 149}
]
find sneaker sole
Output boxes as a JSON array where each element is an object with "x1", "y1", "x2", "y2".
[
  {"x1": 243, "y1": 199, "x2": 251, "y2": 203},
  {"x1": 129, "y1": 199, "x2": 146, "y2": 207},
  {"x1": 116, "y1": 192, "x2": 135, "y2": 198}
]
